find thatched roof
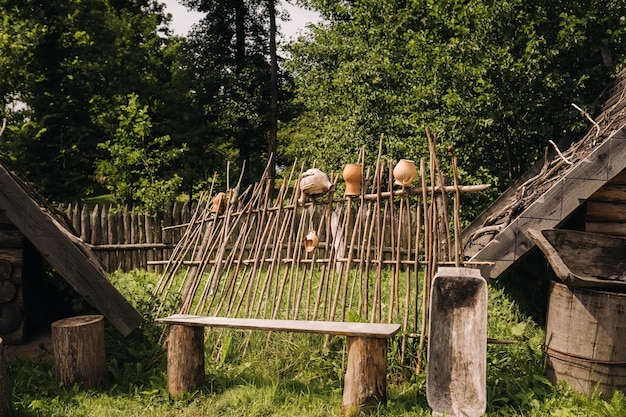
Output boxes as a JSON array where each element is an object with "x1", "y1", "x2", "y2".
[
  {"x1": 463, "y1": 69, "x2": 626, "y2": 280},
  {"x1": 0, "y1": 161, "x2": 144, "y2": 336}
]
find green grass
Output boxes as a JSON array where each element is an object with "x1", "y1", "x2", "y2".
[{"x1": 7, "y1": 270, "x2": 626, "y2": 416}]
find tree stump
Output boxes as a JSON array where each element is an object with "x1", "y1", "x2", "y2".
[
  {"x1": 167, "y1": 324, "x2": 205, "y2": 397},
  {"x1": 51, "y1": 315, "x2": 108, "y2": 389},
  {"x1": 0, "y1": 338, "x2": 11, "y2": 416},
  {"x1": 342, "y1": 336, "x2": 388, "y2": 416}
]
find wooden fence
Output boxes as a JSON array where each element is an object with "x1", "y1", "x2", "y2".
[{"x1": 60, "y1": 202, "x2": 200, "y2": 273}]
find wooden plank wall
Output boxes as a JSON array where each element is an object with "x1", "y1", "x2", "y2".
[
  {"x1": 61, "y1": 202, "x2": 197, "y2": 273},
  {"x1": 586, "y1": 169, "x2": 626, "y2": 236}
]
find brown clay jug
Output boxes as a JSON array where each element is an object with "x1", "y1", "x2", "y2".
[
  {"x1": 393, "y1": 159, "x2": 417, "y2": 187},
  {"x1": 342, "y1": 163, "x2": 362, "y2": 196}
]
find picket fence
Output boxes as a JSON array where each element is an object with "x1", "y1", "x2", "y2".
[{"x1": 60, "y1": 202, "x2": 199, "y2": 273}]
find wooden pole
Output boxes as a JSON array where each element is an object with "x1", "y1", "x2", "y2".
[
  {"x1": 166, "y1": 324, "x2": 205, "y2": 397},
  {"x1": 51, "y1": 315, "x2": 108, "y2": 389},
  {"x1": 342, "y1": 336, "x2": 389, "y2": 415}
]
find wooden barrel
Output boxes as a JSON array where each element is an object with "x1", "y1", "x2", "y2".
[{"x1": 545, "y1": 281, "x2": 626, "y2": 398}]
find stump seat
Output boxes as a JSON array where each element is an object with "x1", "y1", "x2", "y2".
[{"x1": 157, "y1": 314, "x2": 400, "y2": 415}]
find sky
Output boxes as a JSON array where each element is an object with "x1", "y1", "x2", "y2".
[{"x1": 162, "y1": 0, "x2": 322, "y2": 40}]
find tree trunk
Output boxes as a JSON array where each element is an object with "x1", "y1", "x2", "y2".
[
  {"x1": 268, "y1": 0, "x2": 278, "y2": 196},
  {"x1": 51, "y1": 315, "x2": 108, "y2": 389},
  {"x1": 167, "y1": 324, "x2": 205, "y2": 397},
  {"x1": 342, "y1": 336, "x2": 388, "y2": 415}
]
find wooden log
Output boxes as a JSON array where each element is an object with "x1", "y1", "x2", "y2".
[
  {"x1": 0, "y1": 261, "x2": 11, "y2": 280},
  {"x1": 51, "y1": 315, "x2": 108, "y2": 389},
  {"x1": 0, "y1": 338, "x2": 12, "y2": 417},
  {"x1": 343, "y1": 336, "x2": 388, "y2": 415},
  {"x1": 588, "y1": 183, "x2": 626, "y2": 203},
  {"x1": 585, "y1": 221, "x2": 626, "y2": 236},
  {"x1": 167, "y1": 324, "x2": 205, "y2": 397},
  {"x1": 586, "y1": 201, "x2": 626, "y2": 222}
]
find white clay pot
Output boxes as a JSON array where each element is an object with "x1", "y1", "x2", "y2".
[
  {"x1": 393, "y1": 159, "x2": 417, "y2": 187},
  {"x1": 299, "y1": 168, "x2": 332, "y2": 196},
  {"x1": 342, "y1": 164, "x2": 362, "y2": 196}
]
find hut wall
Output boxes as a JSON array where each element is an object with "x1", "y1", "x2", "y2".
[
  {"x1": 0, "y1": 212, "x2": 24, "y2": 344},
  {"x1": 586, "y1": 169, "x2": 626, "y2": 236}
]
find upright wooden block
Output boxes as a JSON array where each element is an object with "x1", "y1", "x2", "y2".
[{"x1": 51, "y1": 315, "x2": 108, "y2": 389}]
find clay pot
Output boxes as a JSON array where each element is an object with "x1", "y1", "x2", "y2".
[
  {"x1": 393, "y1": 159, "x2": 417, "y2": 187},
  {"x1": 304, "y1": 230, "x2": 319, "y2": 253},
  {"x1": 299, "y1": 168, "x2": 332, "y2": 196},
  {"x1": 342, "y1": 164, "x2": 362, "y2": 196},
  {"x1": 211, "y1": 192, "x2": 227, "y2": 215}
]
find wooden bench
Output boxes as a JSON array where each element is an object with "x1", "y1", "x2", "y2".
[{"x1": 157, "y1": 314, "x2": 400, "y2": 414}]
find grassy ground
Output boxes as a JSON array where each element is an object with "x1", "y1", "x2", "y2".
[{"x1": 7, "y1": 270, "x2": 626, "y2": 416}]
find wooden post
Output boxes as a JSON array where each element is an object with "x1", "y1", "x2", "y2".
[
  {"x1": 0, "y1": 338, "x2": 11, "y2": 416},
  {"x1": 51, "y1": 315, "x2": 108, "y2": 389},
  {"x1": 167, "y1": 325, "x2": 205, "y2": 397},
  {"x1": 342, "y1": 336, "x2": 388, "y2": 416}
]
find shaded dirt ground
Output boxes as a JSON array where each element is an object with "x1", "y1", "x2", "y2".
[{"x1": 4, "y1": 330, "x2": 53, "y2": 361}]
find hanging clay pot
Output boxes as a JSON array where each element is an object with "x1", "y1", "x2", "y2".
[
  {"x1": 304, "y1": 230, "x2": 319, "y2": 253},
  {"x1": 299, "y1": 168, "x2": 332, "y2": 196},
  {"x1": 342, "y1": 163, "x2": 362, "y2": 196},
  {"x1": 211, "y1": 192, "x2": 227, "y2": 215},
  {"x1": 393, "y1": 159, "x2": 417, "y2": 187}
]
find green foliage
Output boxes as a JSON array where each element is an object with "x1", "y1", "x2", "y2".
[
  {"x1": 0, "y1": 0, "x2": 185, "y2": 201},
  {"x1": 8, "y1": 269, "x2": 626, "y2": 416},
  {"x1": 285, "y1": 0, "x2": 626, "y2": 216},
  {"x1": 96, "y1": 93, "x2": 186, "y2": 213}
]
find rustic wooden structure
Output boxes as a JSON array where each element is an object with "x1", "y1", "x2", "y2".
[
  {"x1": 461, "y1": 69, "x2": 626, "y2": 398},
  {"x1": 0, "y1": 214, "x2": 24, "y2": 345},
  {"x1": 152, "y1": 136, "x2": 488, "y2": 372},
  {"x1": 463, "y1": 68, "x2": 626, "y2": 279},
  {"x1": 157, "y1": 314, "x2": 399, "y2": 414},
  {"x1": 0, "y1": 338, "x2": 11, "y2": 417},
  {"x1": 0, "y1": 161, "x2": 143, "y2": 339},
  {"x1": 51, "y1": 315, "x2": 108, "y2": 389},
  {"x1": 544, "y1": 282, "x2": 626, "y2": 398},
  {"x1": 59, "y1": 202, "x2": 194, "y2": 273},
  {"x1": 527, "y1": 228, "x2": 626, "y2": 290},
  {"x1": 426, "y1": 267, "x2": 487, "y2": 417}
]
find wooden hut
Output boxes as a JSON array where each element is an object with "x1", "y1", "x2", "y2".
[
  {"x1": 0, "y1": 161, "x2": 143, "y2": 344},
  {"x1": 462, "y1": 68, "x2": 626, "y2": 398}
]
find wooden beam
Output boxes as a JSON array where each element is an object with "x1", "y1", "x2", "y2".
[{"x1": 0, "y1": 164, "x2": 144, "y2": 336}]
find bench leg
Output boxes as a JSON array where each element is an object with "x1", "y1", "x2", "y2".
[
  {"x1": 343, "y1": 336, "x2": 388, "y2": 416},
  {"x1": 167, "y1": 324, "x2": 205, "y2": 397}
]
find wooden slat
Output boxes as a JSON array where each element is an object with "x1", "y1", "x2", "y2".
[
  {"x1": 588, "y1": 183, "x2": 626, "y2": 203},
  {"x1": 585, "y1": 222, "x2": 626, "y2": 236},
  {"x1": 0, "y1": 164, "x2": 144, "y2": 336},
  {"x1": 586, "y1": 201, "x2": 626, "y2": 222},
  {"x1": 157, "y1": 314, "x2": 401, "y2": 338}
]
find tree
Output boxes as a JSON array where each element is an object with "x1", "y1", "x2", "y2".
[
  {"x1": 180, "y1": 0, "x2": 293, "y2": 188},
  {"x1": 285, "y1": 0, "x2": 626, "y2": 215},
  {"x1": 96, "y1": 93, "x2": 186, "y2": 213},
  {"x1": 0, "y1": 0, "x2": 177, "y2": 201}
]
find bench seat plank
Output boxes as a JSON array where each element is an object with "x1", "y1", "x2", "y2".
[{"x1": 157, "y1": 314, "x2": 400, "y2": 338}]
